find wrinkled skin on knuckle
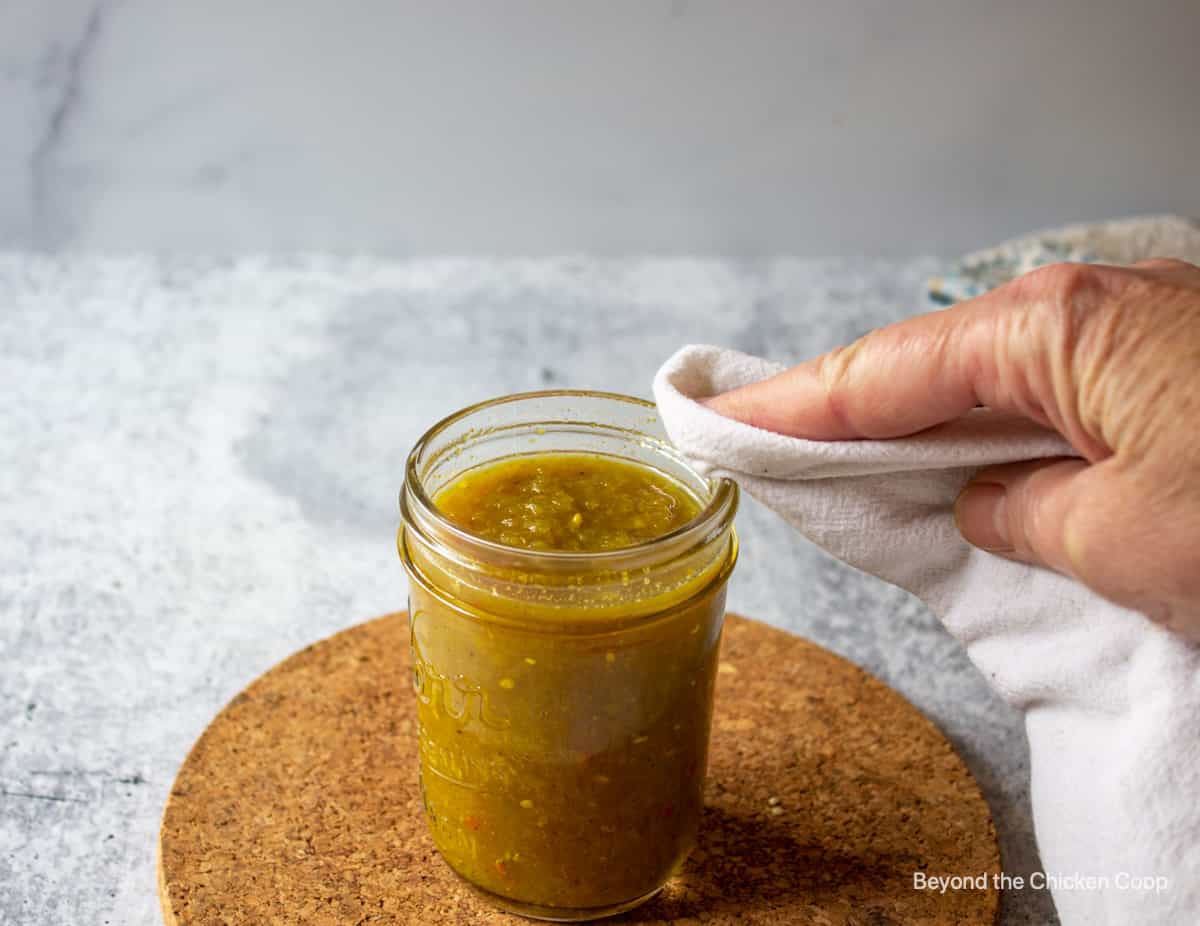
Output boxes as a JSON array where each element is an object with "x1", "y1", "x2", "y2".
[
  {"x1": 1075, "y1": 275, "x2": 1164, "y2": 453},
  {"x1": 985, "y1": 301, "x2": 1060, "y2": 429},
  {"x1": 979, "y1": 263, "x2": 1104, "y2": 454},
  {"x1": 1088, "y1": 266, "x2": 1200, "y2": 451},
  {"x1": 816, "y1": 316, "x2": 962, "y2": 438},
  {"x1": 1012, "y1": 261, "x2": 1103, "y2": 313},
  {"x1": 1005, "y1": 262, "x2": 1198, "y2": 464},
  {"x1": 813, "y1": 338, "x2": 868, "y2": 436}
]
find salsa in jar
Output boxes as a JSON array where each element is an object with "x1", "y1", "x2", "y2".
[
  {"x1": 434, "y1": 453, "x2": 701, "y2": 551},
  {"x1": 399, "y1": 392, "x2": 737, "y2": 921}
]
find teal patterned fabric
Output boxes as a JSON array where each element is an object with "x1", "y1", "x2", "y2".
[{"x1": 928, "y1": 238, "x2": 1098, "y2": 305}]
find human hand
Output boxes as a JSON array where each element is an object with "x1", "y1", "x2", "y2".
[{"x1": 704, "y1": 259, "x2": 1200, "y2": 641}]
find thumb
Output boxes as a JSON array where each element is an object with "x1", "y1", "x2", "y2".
[
  {"x1": 955, "y1": 458, "x2": 1200, "y2": 640},
  {"x1": 954, "y1": 458, "x2": 1090, "y2": 574}
]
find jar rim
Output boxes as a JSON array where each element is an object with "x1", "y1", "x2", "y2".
[{"x1": 400, "y1": 389, "x2": 738, "y2": 571}]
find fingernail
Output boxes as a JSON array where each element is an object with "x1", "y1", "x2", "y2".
[{"x1": 955, "y1": 483, "x2": 1012, "y2": 552}]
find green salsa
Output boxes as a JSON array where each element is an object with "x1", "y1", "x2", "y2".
[
  {"x1": 435, "y1": 453, "x2": 702, "y2": 551},
  {"x1": 405, "y1": 451, "x2": 732, "y2": 917}
]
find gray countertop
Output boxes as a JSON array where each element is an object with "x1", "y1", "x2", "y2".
[{"x1": 0, "y1": 254, "x2": 1056, "y2": 925}]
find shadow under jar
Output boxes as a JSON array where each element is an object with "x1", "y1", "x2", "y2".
[{"x1": 398, "y1": 391, "x2": 738, "y2": 922}]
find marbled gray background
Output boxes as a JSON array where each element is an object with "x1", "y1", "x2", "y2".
[
  {"x1": 3, "y1": 1, "x2": 1199, "y2": 256},
  {"x1": 0, "y1": 255, "x2": 1054, "y2": 924}
]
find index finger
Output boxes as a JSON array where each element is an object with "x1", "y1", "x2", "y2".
[{"x1": 704, "y1": 262, "x2": 1114, "y2": 443}]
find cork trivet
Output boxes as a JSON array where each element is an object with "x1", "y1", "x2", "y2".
[{"x1": 159, "y1": 614, "x2": 999, "y2": 925}]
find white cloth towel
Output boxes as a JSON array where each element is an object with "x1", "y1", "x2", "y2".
[{"x1": 654, "y1": 344, "x2": 1200, "y2": 926}]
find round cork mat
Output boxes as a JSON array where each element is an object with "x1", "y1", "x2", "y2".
[{"x1": 159, "y1": 614, "x2": 999, "y2": 925}]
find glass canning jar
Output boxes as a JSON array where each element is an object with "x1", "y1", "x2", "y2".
[{"x1": 398, "y1": 391, "x2": 738, "y2": 921}]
